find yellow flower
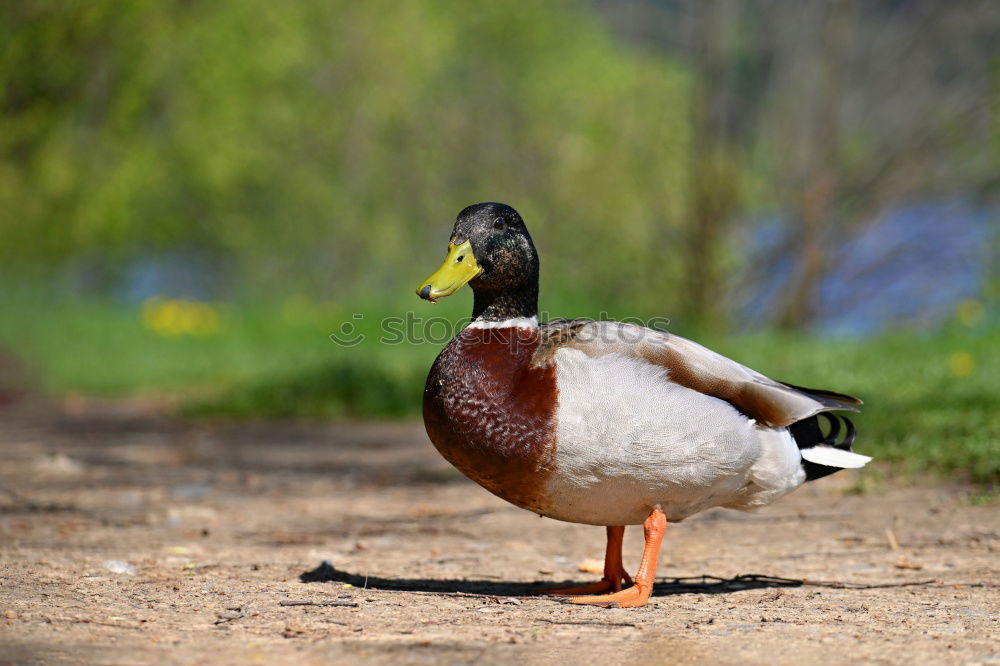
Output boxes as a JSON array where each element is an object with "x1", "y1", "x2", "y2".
[
  {"x1": 955, "y1": 299, "x2": 984, "y2": 327},
  {"x1": 948, "y1": 351, "x2": 975, "y2": 377},
  {"x1": 141, "y1": 298, "x2": 220, "y2": 337}
]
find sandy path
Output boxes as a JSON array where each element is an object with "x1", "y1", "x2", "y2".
[{"x1": 0, "y1": 399, "x2": 996, "y2": 665}]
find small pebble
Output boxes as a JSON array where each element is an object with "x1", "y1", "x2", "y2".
[{"x1": 102, "y1": 560, "x2": 137, "y2": 575}]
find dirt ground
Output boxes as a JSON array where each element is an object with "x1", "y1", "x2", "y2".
[{"x1": 0, "y1": 396, "x2": 997, "y2": 666}]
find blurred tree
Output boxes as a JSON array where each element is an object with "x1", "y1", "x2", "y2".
[
  {"x1": 1, "y1": 0, "x2": 690, "y2": 312},
  {"x1": 680, "y1": 0, "x2": 745, "y2": 330},
  {"x1": 598, "y1": 0, "x2": 1000, "y2": 329},
  {"x1": 760, "y1": 0, "x2": 1000, "y2": 328},
  {"x1": 3, "y1": 0, "x2": 997, "y2": 328}
]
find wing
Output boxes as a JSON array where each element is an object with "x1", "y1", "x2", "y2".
[{"x1": 535, "y1": 320, "x2": 861, "y2": 428}]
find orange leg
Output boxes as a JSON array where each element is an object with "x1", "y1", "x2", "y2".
[
  {"x1": 538, "y1": 526, "x2": 632, "y2": 596},
  {"x1": 559, "y1": 508, "x2": 667, "y2": 608}
]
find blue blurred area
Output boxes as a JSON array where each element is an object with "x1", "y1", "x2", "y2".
[
  {"x1": 738, "y1": 200, "x2": 998, "y2": 335},
  {"x1": 121, "y1": 250, "x2": 229, "y2": 305}
]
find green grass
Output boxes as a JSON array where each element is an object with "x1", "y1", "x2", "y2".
[
  {"x1": 1, "y1": 286, "x2": 997, "y2": 487},
  {"x1": 0, "y1": 286, "x2": 462, "y2": 398}
]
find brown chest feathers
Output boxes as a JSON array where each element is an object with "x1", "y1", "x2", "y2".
[{"x1": 422, "y1": 326, "x2": 558, "y2": 514}]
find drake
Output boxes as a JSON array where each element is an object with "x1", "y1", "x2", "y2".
[{"x1": 415, "y1": 202, "x2": 869, "y2": 608}]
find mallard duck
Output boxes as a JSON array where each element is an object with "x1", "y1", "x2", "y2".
[{"x1": 416, "y1": 202, "x2": 869, "y2": 608}]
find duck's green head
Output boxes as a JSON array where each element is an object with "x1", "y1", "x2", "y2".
[{"x1": 416, "y1": 202, "x2": 539, "y2": 303}]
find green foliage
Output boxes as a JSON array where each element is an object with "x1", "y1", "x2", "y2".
[{"x1": 1, "y1": 0, "x2": 690, "y2": 310}]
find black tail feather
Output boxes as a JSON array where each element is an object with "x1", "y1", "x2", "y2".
[
  {"x1": 841, "y1": 416, "x2": 856, "y2": 449},
  {"x1": 790, "y1": 413, "x2": 860, "y2": 481},
  {"x1": 819, "y1": 412, "x2": 840, "y2": 445}
]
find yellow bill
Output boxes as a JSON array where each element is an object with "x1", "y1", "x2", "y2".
[{"x1": 416, "y1": 240, "x2": 481, "y2": 303}]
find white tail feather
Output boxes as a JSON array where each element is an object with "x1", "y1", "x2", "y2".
[{"x1": 800, "y1": 446, "x2": 872, "y2": 469}]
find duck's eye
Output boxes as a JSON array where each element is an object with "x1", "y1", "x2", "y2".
[{"x1": 493, "y1": 218, "x2": 505, "y2": 230}]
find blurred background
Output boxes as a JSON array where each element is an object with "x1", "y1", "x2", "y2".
[{"x1": 1, "y1": 0, "x2": 997, "y2": 488}]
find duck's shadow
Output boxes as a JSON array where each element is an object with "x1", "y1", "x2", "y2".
[{"x1": 299, "y1": 561, "x2": 803, "y2": 598}]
